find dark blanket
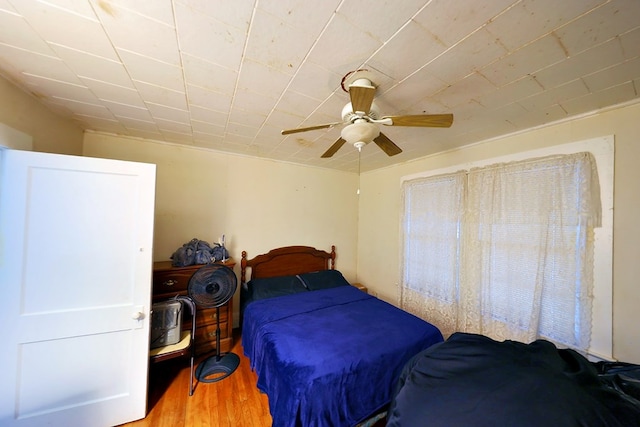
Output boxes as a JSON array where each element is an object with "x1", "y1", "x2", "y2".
[
  {"x1": 242, "y1": 286, "x2": 443, "y2": 427},
  {"x1": 387, "y1": 332, "x2": 640, "y2": 427}
]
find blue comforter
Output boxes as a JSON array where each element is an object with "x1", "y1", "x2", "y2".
[
  {"x1": 242, "y1": 285, "x2": 443, "y2": 427},
  {"x1": 387, "y1": 333, "x2": 640, "y2": 427}
]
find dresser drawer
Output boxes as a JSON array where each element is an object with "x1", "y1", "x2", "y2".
[
  {"x1": 152, "y1": 269, "x2": 194, "y2": 296},
  {"x1": 183, "y1": 306, "x2": 229, "y2": 330},
  {"x1": 195, "y1": 322, "x2": 229, "y2": 344},
  {"x1": 196, "y1": 306, "x2": 228, "y2": 326}
]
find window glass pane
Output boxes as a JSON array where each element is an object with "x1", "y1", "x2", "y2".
[{"x1": 403, "y1": 174, "x2": 464, "y2": 303}]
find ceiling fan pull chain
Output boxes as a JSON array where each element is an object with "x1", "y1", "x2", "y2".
[{"x1": 357, "y1": 143, "x2": 362, "y2": 195}]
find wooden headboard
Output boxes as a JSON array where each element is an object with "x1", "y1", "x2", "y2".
[{"x1": 240, "y1": 245, "x2": 336, "y2": 283}]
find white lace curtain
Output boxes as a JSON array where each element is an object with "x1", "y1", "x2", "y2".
[
  {"x1": 401, "y1": 152, "x2": 601, "y2": 351},
  {"x1": 401, "y1": 172, "x2": 465, "y2": 339}
]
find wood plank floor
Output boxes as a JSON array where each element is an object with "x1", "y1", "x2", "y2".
[{"x1": 119, "y1": 329, "x2": 272, "y2": 427}]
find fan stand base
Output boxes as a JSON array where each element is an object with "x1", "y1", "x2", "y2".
[{"x1": 195, "y1": 352, "x2": 240, "y2": 383}]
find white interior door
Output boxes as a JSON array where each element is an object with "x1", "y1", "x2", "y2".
[{"x1": 0, "y1": 149, "x2": 156, "y2": 427}]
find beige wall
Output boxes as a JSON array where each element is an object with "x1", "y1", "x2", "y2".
[
  {"x1": 357, "y1": 101, "x2": 640, "y2": 364},
  {"x1": 83, "y1": 133, "x2": 360, "y2": 325},
  {"x1": 0, "y1": 75, "x2": 83, "y2": 154}
]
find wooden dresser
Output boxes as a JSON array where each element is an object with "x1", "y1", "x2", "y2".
[{"x1": 152, "y1": 259, "x2": 235, "y2": 355}]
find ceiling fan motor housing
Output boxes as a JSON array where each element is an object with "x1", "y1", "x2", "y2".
[{"x1": 341, "y1": 102, "x2": 380, "y2": 122}]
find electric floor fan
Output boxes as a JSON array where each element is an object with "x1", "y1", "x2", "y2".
[{"x1": 188, "y1": 263, "x2": 239, "y2": 382}]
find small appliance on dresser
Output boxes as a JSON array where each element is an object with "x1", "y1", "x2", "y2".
[
  {"x1": 150, "y1": 299, "x2": 183, "y2": 349},
  {"x1": 152, "y1": 259, "x2": 236, "y2": 355}
]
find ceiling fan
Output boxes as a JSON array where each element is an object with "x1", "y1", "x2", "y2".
[{"x1": 281, "y1": 70, "x2": 454, "y2": 158}]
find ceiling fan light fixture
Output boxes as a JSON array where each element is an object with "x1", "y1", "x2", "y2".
[{"x1": 340, "y1": 120, "x2": 380, "y2": 146}]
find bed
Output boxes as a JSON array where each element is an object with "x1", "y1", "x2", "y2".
[
  {"x1": 386, "y1": 332, "x2": 640, "y2": 427},
  {"x1": 240, "y1": 245, "x2": 443, "y2": 427}
]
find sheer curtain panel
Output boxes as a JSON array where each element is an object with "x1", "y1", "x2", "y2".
[
  {"x1": 401, "y1": 152, "x2": 602, "y2": 352},
  {"x1": 401, "y1": 172, "x2": 465, "y2": 338}
]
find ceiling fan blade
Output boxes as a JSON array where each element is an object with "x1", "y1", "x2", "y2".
[
  {"x1": 321, "y1": 138, "x2": 346, "y2": 158},
  {"x1": 281, "y1": 121, "x2": 343, "y2": 135},
  {"x1": 374, "y1": 133, "x2": 402, "y2": 157},
  {"x1": 349, "y1": 84, "x2": 375, "y2": 114},
  {"x1": 382, "y1": 113, "x2": 454, "y2": 128}
]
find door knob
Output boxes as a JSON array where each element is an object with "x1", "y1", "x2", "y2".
[{"x1": 132, "y1": 311, "x2": 145, "y2": 320}]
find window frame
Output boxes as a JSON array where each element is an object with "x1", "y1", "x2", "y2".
[{"x1": 400, "y1": 136, "x2": 614, "y2": 360}]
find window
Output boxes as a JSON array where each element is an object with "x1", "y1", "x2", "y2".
[
  {"x1": 401, "y1": 172, "x2": 465, "y2": 337},
  {"x1": 401, "y1": 138, "x2": 613, "y2": 358}
]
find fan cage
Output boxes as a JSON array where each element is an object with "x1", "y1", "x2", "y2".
[{"x1": 188, "y1": 264, "x2": 237, "y2": 308}]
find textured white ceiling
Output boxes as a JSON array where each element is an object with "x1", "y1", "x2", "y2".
[{"x1": 0, "y1": 0, "x2": 638, "y2": 172}]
